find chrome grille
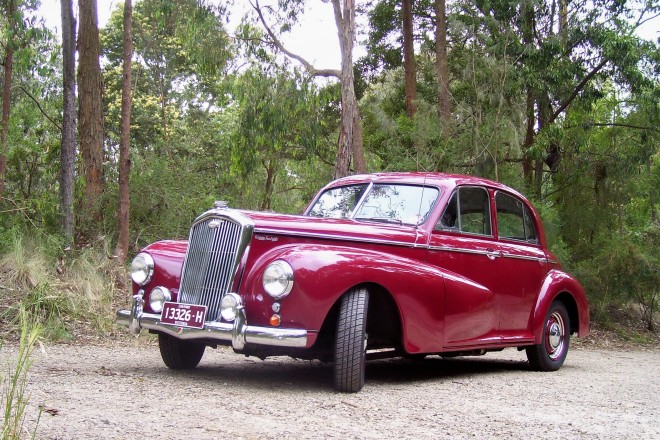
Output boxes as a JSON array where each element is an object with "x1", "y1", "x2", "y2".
[{"x1": 179, "y1": 215, "x2": 245, "y2": 321}]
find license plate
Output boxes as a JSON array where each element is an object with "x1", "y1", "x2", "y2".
[{"x1": 160, "y1": 302, "x2": 206, "y2": 329}]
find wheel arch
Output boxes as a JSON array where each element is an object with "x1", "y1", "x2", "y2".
[
  {"x1": 532, "y1": 269, "x2": 590, "y2": 343},
  {"x1": 316, "y1": 282, "x2": 405, "y2": 355}
]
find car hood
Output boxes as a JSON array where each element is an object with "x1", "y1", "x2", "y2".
[{"x1": 239, "y1": 209, "x2": 422, "y2": 246}]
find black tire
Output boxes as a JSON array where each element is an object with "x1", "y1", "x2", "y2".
[
  {"x1": 334, "y1": 287, "x2": 369, "y2": 393},
  {"x1": 526, "y1": 301, "x2": 570, "y2": 371},
  {"x1": 158, "y1": 333, "x2": 205, "y2": 370}
]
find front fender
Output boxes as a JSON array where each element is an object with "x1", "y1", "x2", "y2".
[
  {"x1": 532, "y1": 270, "x2": 590, "y2": 342},
  {"x1": 242, "y1": 244, "x2": 447, "y2": 353}
]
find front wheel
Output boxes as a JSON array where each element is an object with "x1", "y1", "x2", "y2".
[
  {"x1": 158, "y1": 333, "x2": 205, "y2": 370},
  {"x1": 334, "y1": 287, "x2": 369, "y2": 392},
  {"x1": 526, "y1": 301, "x2": 570, "y2": 371}
]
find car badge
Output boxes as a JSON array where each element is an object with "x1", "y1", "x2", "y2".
[{"x1": 208, "y1": 219, "x2": 223, "y2": 229}]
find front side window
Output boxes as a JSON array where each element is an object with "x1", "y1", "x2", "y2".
[
  {"x1": 495, "y1": 192, "x2": 538, "y2": 244},
  {"x1": 436, "y1": 186, "x2": 492, "y2": 236},
  {"x1": 308, "y1": 183, "x2": 439, "y2": 225}
]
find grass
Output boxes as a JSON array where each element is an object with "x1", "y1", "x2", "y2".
[
  {"x1": 1, "y1": 308, "x2": 43, "y2": 440},
  {"x1": 0, "y1": 232, "x2": 123, "y2": 341}
]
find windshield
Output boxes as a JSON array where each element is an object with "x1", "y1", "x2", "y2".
[{"x1": 307, "y1": 183, "x2": 440, "y2": 225}]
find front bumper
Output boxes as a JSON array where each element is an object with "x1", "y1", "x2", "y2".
[{"x1": 116, "y1": 294, "x2": 308, "y2": 350}]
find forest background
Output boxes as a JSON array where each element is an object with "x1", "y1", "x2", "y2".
[{"x1": 0, "y1": 0, "x2": 658, "y2": 341}]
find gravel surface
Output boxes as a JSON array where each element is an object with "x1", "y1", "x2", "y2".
[{"x1": 2, "y1": 341, "x2": 659, "y2": 440}]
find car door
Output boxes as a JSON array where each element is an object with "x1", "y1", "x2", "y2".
[
  {"x1": 493, "y1": 191, "x2": 548, "y2": 339},
  {"x1": 428, "y1": 186, "x2": 501, "y2": 347}
]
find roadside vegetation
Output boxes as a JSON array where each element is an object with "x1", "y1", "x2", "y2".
[
  {"x1": 0, "y1": 0, "x2": 657, "y2": 342},
  {"x1": 1, "y1": 309, "x2": 42, "y2": 440}
]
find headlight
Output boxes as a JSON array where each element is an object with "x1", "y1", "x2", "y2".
[
  {"x1": 262, "y1": 260, "x2": 294, "y2": 299},
  {"x1": 130, "y1": 252, "x2": 154, "y2": 286},
  {"x1": 149, "y1": 286, "x2": 171, "y2": 313},
  {"x1": 220, "y1": 292, "x2": 242, "y2": 321}
]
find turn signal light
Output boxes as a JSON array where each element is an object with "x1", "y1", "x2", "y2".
[{"x1": 270, "y1": 314, "x2": 281, "y2": 327}]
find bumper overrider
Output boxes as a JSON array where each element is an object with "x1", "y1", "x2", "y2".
[{"x1": 116, "y1": 293, "x2": 308, "y2": 351}]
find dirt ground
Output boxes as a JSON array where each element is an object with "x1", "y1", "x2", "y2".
[{"x1": 2, "y1": 340, "x2": 658, "y2": 440}]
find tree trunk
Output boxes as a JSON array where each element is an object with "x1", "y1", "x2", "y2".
[
  {"x1": 260, "y1": 159, "x2": 275, "y2": 211},
  {"x1": 115, "y1": 0, "x2": 133, "y2": 262},
  {"x1": 402, "y1": 0, "x2": 416, "y2": 118},
  {"x1": 0, "y1": 0, "x2": 15, "y2": 196},
  {"x1": 61, "y1": 0, "x2": 77, "y2": 246},
  {"x1": 435, "y1": 0, "x2": 451, "y2": 136},
  {"x1": 522, "y1": 88, "x2": 535, "y2": 190},
  {"x1": 521, "y1": 2, "x2": 536, "y2": 194},
  {"x1": 332, "y1": 0, "x2": 365, "y2": 178},
  {"x1": 78, "y1": 0, "x2": 105, "y2": 228}
]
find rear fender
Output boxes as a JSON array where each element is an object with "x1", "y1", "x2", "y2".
[{"x1": 531, "y1": 270, "x2": 590, "y2": 342}]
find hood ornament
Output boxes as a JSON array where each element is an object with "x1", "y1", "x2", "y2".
[{"x1": 214, "y1": 200, "x2": 228, "y2": 209}]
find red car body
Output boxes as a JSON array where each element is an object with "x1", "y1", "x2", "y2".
[{"x1": 117, "y1": 173, "x2": 589, "y2": 392}]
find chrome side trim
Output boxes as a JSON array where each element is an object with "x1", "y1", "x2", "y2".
[
  {"x1": 253, "y1": 228, "x2": 420, "y2": 248},
  {"x1": 428, "y1": 245, "x2": 493, "y2": 257},
  {"x1": 501, "y1": 252, "x2": 548, "y2": 263},
  {"x1": 116, "y1": 297, "x2": 307, "y2": 350},
  {"x1": 430, "y1": 245, "x2": 548, "y2": 263}
]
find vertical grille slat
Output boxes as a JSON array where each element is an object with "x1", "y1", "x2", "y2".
[{"x1": 179, "y1": 215, "x2": 247, "y2": 321}]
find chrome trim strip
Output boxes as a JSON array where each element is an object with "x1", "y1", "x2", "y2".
[
  {"x1": 501, "y1": 253, "x2": 548, "y2": 263},
  {"x1": 429, "y1": 245, "x2": 547, "y2": 263},
  {"x1": 116, "y1": 297, "x2": 307, "y2": 350},
  {"x1": 253, "y1": 228, "x2": 420, "y2": 248},
  {"x1": 428, "y1": 245, "x2": 492, "y2": 257}
]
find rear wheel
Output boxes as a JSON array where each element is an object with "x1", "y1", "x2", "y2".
[
  {"x1": 158, "y1": 334, "x2": 205, "y2": 370},
  {"x1": 526, "y1": 301, "x2": 570, "y2": 371},
  {"x1": 334, "y1": 287, "x2": 369, "y2": 393}
]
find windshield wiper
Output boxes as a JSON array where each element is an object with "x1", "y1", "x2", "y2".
[{"x1": 354, "y1": 216, "x2": 403, "y2": 225}]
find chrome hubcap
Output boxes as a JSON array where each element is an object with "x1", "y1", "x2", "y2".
[{"x1": 546, "y1": 312, "x2": 565, "y2": 360}]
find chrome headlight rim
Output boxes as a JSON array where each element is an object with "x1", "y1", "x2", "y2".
[
  {"x1": 130, "y1": 252, "x2": 154, "y2": 286},
  {"x1": 148, "y1": 286, "x2": 171, "y2": 313},
  {"x1": 262, "y1": 260, "x2": 294, "y2": 300},
  {"x1": 220, "y1": 292, "x2": 242, "y2": 322}
]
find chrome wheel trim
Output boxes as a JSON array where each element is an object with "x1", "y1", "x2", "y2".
[{"x1": 546, "y1": 311, "x2": 565, "y2": 360}]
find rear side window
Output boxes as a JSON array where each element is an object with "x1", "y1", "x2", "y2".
[
  {"x1": 436, "y1": 187, "x2": 492, "y2": 236},
  {"x1": 495, "y1": 192, "x2": 538, "y2": 244}
]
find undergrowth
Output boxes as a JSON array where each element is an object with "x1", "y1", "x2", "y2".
[{"x1": 0, "y1": 231, "x2": 124, "y2": 341}]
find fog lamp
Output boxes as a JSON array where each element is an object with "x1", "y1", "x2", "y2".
[
  {"x1": 221, "y1": 293, "x2": 242, "y2": 322},
  {"x1": 149, "y1": 286, "x2": 171, "y2": 313}
]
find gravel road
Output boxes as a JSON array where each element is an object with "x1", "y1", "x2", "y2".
[{"x1": 2, "y1": 340, "x2": 658, "y2": 440}]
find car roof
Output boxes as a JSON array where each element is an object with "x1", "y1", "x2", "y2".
[{"x1": 326, "y1": 172, "x2": 528, "y2": 200}]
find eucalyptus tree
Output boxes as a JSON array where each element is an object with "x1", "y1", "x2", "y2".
[
  {"x1": 0, "y1": 0, "x2": 45, "y2": 196},
  {"x1": 101, "y1": 0, "x2": 232, "y2": 155},
  {"x1": 114, "y1": 0, "x2": 133, "y2": 263},
  {"x1": 251, "y1": 0, "x2": 366, "y2": 178},
  {"x1": 232, "y1": 66, "x2": 323, "y2": 211},
  {"x1": 60, "y1": 0, "x2": 76, "y2": 245}
]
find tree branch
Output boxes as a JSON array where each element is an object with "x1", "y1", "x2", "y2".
[
  {"x1": 550, "y1": 59, "x2": 608, "y2": 123},
  {"x1": 19, "y1": 86, "x2": 62, "y2": 131},
  {"x1": 251, "y1": 0, "x2": 341, "y2": 78},
  {"x1": 567, "y1": 122, "x2": 660, "y2": 133}
]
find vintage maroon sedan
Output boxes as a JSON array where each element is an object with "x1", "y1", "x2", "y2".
[{"x1": 117, "y1": 172, "x2": 589, "y2": 392}]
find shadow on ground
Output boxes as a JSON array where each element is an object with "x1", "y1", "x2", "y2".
[{"x1": 133, "y1": 351, "x2": 535, "y2": 392}]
